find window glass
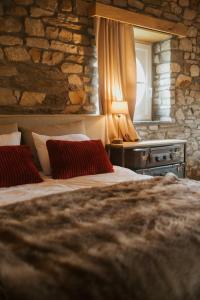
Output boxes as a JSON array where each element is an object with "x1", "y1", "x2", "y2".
[{"x1": 134, "y1": 43, "x2": 152, "y2": 121}]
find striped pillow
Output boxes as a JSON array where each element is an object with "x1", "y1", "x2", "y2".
[
  {"x1": 46, "y1": 139, "x2": 114, "y2": 179},
  {"x1": 0, "y1": 146, "x2": 43, "y2": 188}
]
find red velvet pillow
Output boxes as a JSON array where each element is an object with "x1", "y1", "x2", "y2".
[
  {"x1": 46, "y1": 139, "x2": 114, "y2": 179},
  {"x1": 0, "y1": 145, "x2": 43, "y2": 188}
]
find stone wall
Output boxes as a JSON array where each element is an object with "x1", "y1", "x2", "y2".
[
  {"x1": 0, "y1": 0, "x2": 97, "y2": 114},
  {"x1": 152, "y1": 38, "x2": 173, "y2": 121},
  {"x1": 0, "y1": 0, "x2": 200, "y2": 178}
]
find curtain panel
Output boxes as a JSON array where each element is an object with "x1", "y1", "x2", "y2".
[{"x1": 96, "y1": 17, "x2": 140, "y2": 143}]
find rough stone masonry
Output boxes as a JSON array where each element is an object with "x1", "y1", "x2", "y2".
[{"x1": 0, "y1": 0, "x2": 97, "y2": 114}]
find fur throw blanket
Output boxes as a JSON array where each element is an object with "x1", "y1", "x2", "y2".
[{"x1": 0, "y1": 174, "x2": 200, "y2": 300}]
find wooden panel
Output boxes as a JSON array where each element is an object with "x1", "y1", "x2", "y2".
[{"x1": 90, "y1": 3, "x2": 187, "y2": 37}]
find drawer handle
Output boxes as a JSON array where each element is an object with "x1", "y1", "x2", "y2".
[{"x1": 155, "y1": 156, "x2": 166, "y2": 162}]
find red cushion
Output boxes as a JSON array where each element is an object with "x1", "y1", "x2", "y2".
[
  {"x1": 0, "y1": 145, "x2": 43, "y2": 188},
  {"x1": 46, "y1": 139, "x2": 114, "y2": 179}
]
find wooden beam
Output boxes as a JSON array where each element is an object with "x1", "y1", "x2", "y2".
[{"x1": 89, "y1": 3, "x2": 187, "y2": 38}]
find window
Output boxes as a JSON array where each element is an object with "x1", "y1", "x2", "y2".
[{"x1": 134, "y1": 43, "x2": 152, "y2": 121}]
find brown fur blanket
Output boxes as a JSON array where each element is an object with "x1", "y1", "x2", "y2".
[{"x1": 0, "y1": 174, "x2": 200, "y2": 300}]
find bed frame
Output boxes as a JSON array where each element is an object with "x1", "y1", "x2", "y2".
[{"x1": 0, "y1": 114, "x2": 106, "y2": 144}]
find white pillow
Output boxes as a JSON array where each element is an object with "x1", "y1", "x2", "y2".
[
  {"x1": 32, "y1": 132, "x2": 90, "y2": 175},
  {"x1": 0, "y1": 132, "x2": 21, "y2": 146}
]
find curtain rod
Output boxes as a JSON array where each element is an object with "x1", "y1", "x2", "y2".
[{"x1": 89, "y1": 3, "x2": 187, "y2": 38}]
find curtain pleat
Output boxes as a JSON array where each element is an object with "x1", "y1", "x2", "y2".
[{"x1": 96, "y1": 17, "x2": 140, "y2": 143}]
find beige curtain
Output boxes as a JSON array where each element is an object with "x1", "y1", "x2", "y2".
[{"x1": 96, "y1": 17, "x2": 140, "y2": 143}]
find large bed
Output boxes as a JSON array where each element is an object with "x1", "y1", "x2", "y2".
[{"x1": 0, "y1": 115, "x2": 200, "y2": 300}]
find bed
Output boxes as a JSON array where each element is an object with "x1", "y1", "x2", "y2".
[{"x1": 0, "y1": 115, "x2": 200, "y2": 300}]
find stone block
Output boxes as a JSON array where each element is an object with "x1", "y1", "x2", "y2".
[
  {"x1": 69, "y1": 90, "x2": 85, "y2": 104},
  {"x1": 170, "y1": 3, "x2": 182, "y2": 15},
  {"x1": 153, "y1": 55, "x2": 159, "y2": 64},
  {"x1": 0, "y1": 3, "x2": 3, "y2": 16},
  {"x1": 171, "y1": 50, "x2": 184, "y2": 63},
  {"x1": 84, "y1": 85, "x2": 93, "y2": 93},
  {"x1": 0, "y1": 88, "x2": 17, "y2": 105},
  {"x1": 8, "y1": 6, "x2": 27, "y2": 16},
  {"x1": 64, "y1": 104, "x2": 81, "y2": 113},
  {"x1": 29, "y1": 48, "x2": 41, "y2": 63},
  {"x1": 149, "y1": 125, "x2": 158, "y2": 131},
  {"x1": 59, "y1": 30, "x2": 73, "y2": 42},
  {"x1": 83, "y1": 77, "x2": 91, "y2": 84},
  {"x1": 175, "y1": 108, "x2": 185, "y2": 121},
  {"x1": 163, "y1": 13, "x2": 180, "y2": 22},
  {"x1": 66, "y1": 55, "x2": 85, "y2": 64},
  {"x1": 0, "y1": 35, "x2": 23, "y2": 46},
  {"x1": 97, "y1": 0, "x2": 111, "y2": 3},
  {"x1": 43, "y1": 17, "x2": 82, "y2": 30},
  {"x1": 8, "y1": 63, "x2": 66, "y2": 95},
  {"x1": 85, "y1": 65, "x2": 94, "y2": 74},
  {"x1": 35, "y1": 0, "x2": 58, "y2": 11},
  {"x1": 156, "y1": 63, "x2": 170, "y2": 74},
  {"x1": 61, "y1": 63, "x2": 83, "y2": 73},
  {"x1": 161, "y1": 40, "x2": 171, "y2": 51},
  {"x1": 83, "y1": 104, "x2": 96, "y2": 113},
  {"x1": 26, "y1": 38, "x2": 49, "y2": 49},
  {"x1": 184, "y1": 52, "x2": 190, "y2": 59},
  {"x1": 187, "y1": 26, "x2": 198, "y2": 37},
  {"x1": 42, "y1": 51, "x2": 64, "y2": 65},
  {"x1": 0, "y1": 65, "x2": 18, "y2": 77},
  {"x1": 176, "y1": 74, "x2": 192, "y2": 87},
  {"x1": 153, "y1": 43, "x2": 161, "y2": 54},
  {"x1": 183, "y1": 8, "x2": 197, "y2": 20},
  {"x1": 171, "y1": 39, "x2": 179, "y2": 50},
  {"x1": 14, "y1": 0, "x2": 33, "y2": 5},
  {"x1": 144, "y1": 7, "x2": 162, "y2": 17},
  {"x1": 76, "y1": 0, "x2": 93, "y2": 16},
  {"x1": 46, "y1": 27, "x2": 59, "y2": 39},
  {"x1": 113, "y1": 0, "x2": 127, "y2": 7},
  {"x1": 160, "y1": 51, "x2": 171, "y2": 63},
  {"x1": 4, "y1": 47, "x2": 30, "y2": 61},
  {"x1": 179, "y1": 0, "x2": 189, "y2": 7},
  {"x1": 50, "y1": 41, "x2": 77, "y2": 54},
  {"x1": 78, "y1": 46, "x2": 94, "y2": 56},
  {"x1": 190, "y1": 65, "x2": 200, "y2": 77},
  {"x1": 20, "y1": 91, "x2": 46, "y2": 106},
  {"x1": 128, "y1": 0, "x2": 144, "y2": 10},
  {"x1": 0, "y1": 49, "x2": 4, "y2": 60},
  {"x1": 179, "y1": 38, "x2": 193, "y2": 52},
  {"x1": 171, "y1": 63, "x2": 181, "y2": 72},
  {"x1": 30, "y1": 7, "x2": 54, "y2": 17},
  {"x1": 68, "y1": 74, "x2": 82, "y2": 88},
  {"x1": 159, "y1": 90, "x2": 171, "y2": 99},
  {"x1": 25, "y1": 18, "x2": 45, "y2": 37},
  {"x1": 0, "y1": 17, "x2": 21, "y2": 33},
  {"x1": 73, "y1": 33, "x2": 90, "y2": 45}
]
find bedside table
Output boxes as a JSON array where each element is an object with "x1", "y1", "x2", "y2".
[{"x1": 106, "y1": 139, "x2": 187, "y2": 178}]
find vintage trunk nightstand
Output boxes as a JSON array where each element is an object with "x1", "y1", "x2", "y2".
[{"x1": 106, "y1": 140, "x2": 187, "y2": 178}]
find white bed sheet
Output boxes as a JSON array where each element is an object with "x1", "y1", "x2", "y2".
[{"x1": 0, "y1": 166, "x2": 150, "y2": 207}]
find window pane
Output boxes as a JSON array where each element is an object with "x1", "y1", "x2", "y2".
[{"x1": 134, "y1": 42, "x2": 152, "y2": 121}]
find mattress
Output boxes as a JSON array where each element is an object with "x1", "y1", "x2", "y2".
[{"x1": 0, "y1": 166, "x2": 150, "y2": 207}]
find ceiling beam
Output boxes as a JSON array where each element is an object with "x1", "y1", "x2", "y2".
[{"x1": 89, "y1": 3, "x2": 187, "y2": 38}]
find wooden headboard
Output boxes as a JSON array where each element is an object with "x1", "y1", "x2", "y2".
[{"x1": 0, "y1": 114, "x2": 106, "y2": 144}]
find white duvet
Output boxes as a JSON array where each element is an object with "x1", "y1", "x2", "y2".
[{"x1": 0, "y1": 166, "x2": 150, "y2": 207}]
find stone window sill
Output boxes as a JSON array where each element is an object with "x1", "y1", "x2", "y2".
[{"x1": 133, "y1": 119, "x2": 174, "y2": 126}]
